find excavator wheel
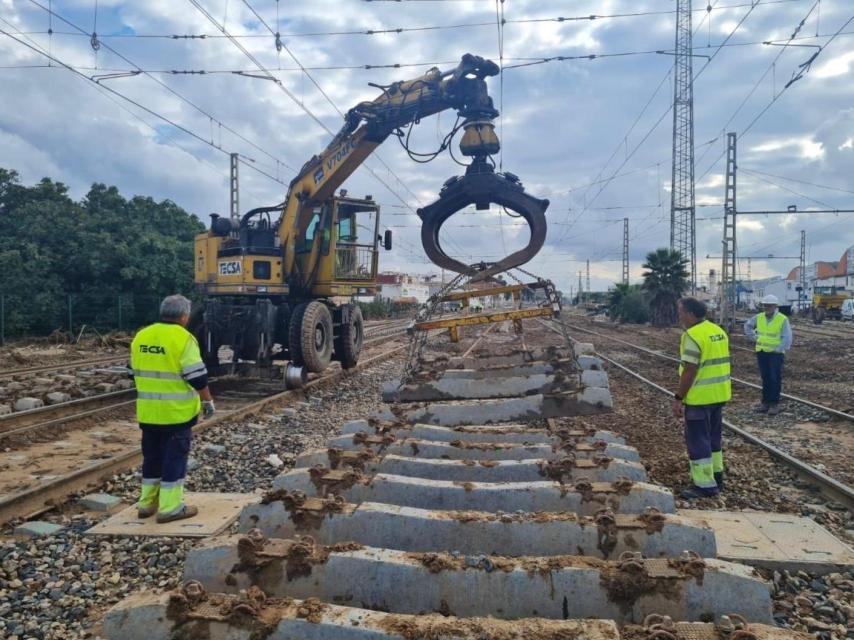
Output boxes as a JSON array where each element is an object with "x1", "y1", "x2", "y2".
[
  {"x1": 298, "y1": 301, "x2": 334, "y2": 373},
  {"x1": 287, "y1": 302, "x2": 308, "y2": 366},
  {"x1": 336, "y1": 304, "x2": 364, "y2": 370}
]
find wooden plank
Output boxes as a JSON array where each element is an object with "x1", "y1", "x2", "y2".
[{"x1": 85, "y1": 492, "x2": 260, "y2": 538}]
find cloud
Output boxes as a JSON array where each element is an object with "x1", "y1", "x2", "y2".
[{"x1": 1, "y1": 0, "x2": 853, "y2": 294}]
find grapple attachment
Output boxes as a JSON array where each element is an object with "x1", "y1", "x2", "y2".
[{"x1": 417, "y1": 161, "x2": 549, "y2": 282}]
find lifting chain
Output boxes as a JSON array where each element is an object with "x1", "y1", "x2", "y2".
[
  {"x1": 617, "y1": 550, "x2": 645, "y2": 572},
  {"x1": 642, "y1": 613, "x2": 678, "y2": 640},
  {"x1": 399, "y1": 272, "x2": 469, "y2": 389},
  {"x1": 716, "y1": 613, "x2": 758, "y2": 640}
]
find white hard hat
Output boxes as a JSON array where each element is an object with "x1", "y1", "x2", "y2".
[{"x1": 760, "y1": 294, "x2": 780, "y2": 305}]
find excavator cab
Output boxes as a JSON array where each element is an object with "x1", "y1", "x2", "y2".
[
  {"x1": 295, "y1": 194, "x2": 384, "y2": 297},
  {"x1": 192, "y1": 194, "x2": 386, "y2": 376}
]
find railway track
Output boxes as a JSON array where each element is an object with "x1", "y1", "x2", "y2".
[
  {"x1": 0, "y1": 319, "x2": 411, "y2": 438},
  {"x1": 557, "y1": 317, "x2": 854, "y2": 423},
  {"x1": 0, "y1": 319, "x2": 412, "y2": 525},
  {"x1": 100, "y1": 316, "x2": 833, "y2": 640},
  {"x1": 539, "y1": 319, "x2": 854, "y2": 511}
]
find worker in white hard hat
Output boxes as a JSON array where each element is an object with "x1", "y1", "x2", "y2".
[{"x1": 743, "y1": 294, "x2": 792, "y2": 416}]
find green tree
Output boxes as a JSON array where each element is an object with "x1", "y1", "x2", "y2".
[
  {"x1": 608, "y1": 283, "x2": 650, "y2": 324},
  {"x1": 641, "y1": 248, "x2": 689, "y2": 327}
]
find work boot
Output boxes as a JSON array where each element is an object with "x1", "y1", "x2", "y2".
[
  {"x1": 753, "y1": 403, "x2": 769, "y2": 413},
  {"x1": 137, "y1": 505, "x2": 157, "y2": 519},
  {"x1": 714, "y1": 471, "x2": 724, "y2": 491},
  {"x1": 680, "y1": 486, "x2": 719, "y2": 500},
  {"x1": 767, "y1": 403, "x2": 781, "y2": 416},
  {"x1": 156, "y1": 504, "x2": 199, "y2": 524}
]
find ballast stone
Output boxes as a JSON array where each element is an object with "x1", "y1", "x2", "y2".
[
  {"x1": 14, "y1": 397, "x2": 43, "y2": 411},
  {"x1": 239, "y1": 500, "x2": 716, "y2": 559},
  {"x1": 79, "y1": 493, "x2": 122, "y2": 512},
  {"x1": 46, "y1": 391, "x2": 72, "y2": 405}
]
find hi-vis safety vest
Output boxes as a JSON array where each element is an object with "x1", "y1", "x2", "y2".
[
  {"x1": 679, "y1": 319, "x2": 732, "y2": 406},
  {"x1": 130, "y1": 323, "x2": 205, "y2": 425},
  {"x1": 754, "y1": 312, "x2": 786, "y2": 353}
]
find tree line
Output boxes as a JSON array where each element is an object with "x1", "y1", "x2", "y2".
[{"x1": 0, "y1": 168, "x2": 204, "y2": 335}]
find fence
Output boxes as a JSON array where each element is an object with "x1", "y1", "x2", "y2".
[{"x1": 0, "y1": 292, "x2": 172, "y2": 345}]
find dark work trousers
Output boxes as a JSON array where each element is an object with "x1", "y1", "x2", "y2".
[
  {"x1": 140, "y1": 427, "x2": 192, "y2": 487},
  {"x1": 684, "y1": 403, "x2": 725, "y2": 495},
  {"x1": 756, "y1": 352, "x2": 784, "y2": 404}
]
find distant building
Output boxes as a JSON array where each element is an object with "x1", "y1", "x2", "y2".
[
  {"x1": 745, "y1": 243, "x2": 854, "y2": 310},
  {"x1": 376, "y1": 272, "x2": 430, "y2": 304}
]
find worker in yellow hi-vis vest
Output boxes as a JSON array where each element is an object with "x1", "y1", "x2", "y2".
[
  {"x1": 130, "y1": 295, "x2": 215, "y2": 523},
  {"x1": 672, "y1": 297, "x2": 731, "y2": 500},
  {"x1": 744, "y1": 294, "x2": 792, "y2": 416}
]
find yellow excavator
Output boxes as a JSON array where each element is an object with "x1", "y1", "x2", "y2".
[{"x1": 192, "y1": 54, "x2": 548, "y2": 377}]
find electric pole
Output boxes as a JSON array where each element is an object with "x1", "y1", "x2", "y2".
[
  {"x1": 622, "y1": 218, "x2": 630, "y2": 285},
  {"x1": 719, "y1": 132, "x2": 737, "y2": 330},
  {"x1": 586, "y1": 259, "x2": 591, "y2": 297},
  {"x1": 799, "y1": 229, "x2": 806, "y2": 311},
  {"x1": 230, "y1": 152, "x2": 240, "y2": 220},
  {"x1": 578, "y1": 271, "x2": 584, "y2": 304},
  {"x1": 670, "y1": 0, "x2": 697, "y2": 291}
]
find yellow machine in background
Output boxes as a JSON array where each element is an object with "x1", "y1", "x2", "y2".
[
  {"x1": 193, "y1": 54, "x2": 506, "y2": 374},
  {"x1": 811, "y1": 291, "x2": 852, "y2": 323}
]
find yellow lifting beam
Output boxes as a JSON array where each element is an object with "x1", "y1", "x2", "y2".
[
  {"x1": 414, "y1": 306, "x2": 554, "y2": 343},
  {"x1": 439, "y1": 282, "x2": 545, "y2": 308}
]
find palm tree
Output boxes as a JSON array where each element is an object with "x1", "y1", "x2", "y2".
[{"x1": 641, "y1": 248, "x2": 689, "y2": 327}]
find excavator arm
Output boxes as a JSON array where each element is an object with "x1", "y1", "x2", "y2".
[{"x1": 279, "y1": 53, "x2": 548, "y2": 284}]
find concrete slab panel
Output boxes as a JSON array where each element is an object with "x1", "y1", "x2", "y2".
[
  {"x1": 395, "y1": 390, "x2": 615, "y2": 424},
  {"x1": 322, "y1": 433, "x2": 640, "y2": 462},
  {"x1": 294, "y1": 450, "x2": 647, "y2": 483},
  {"x1": 383, "y1": 374, "x2": 560, "y2": 402},
  {"x1": 184, "y1": 539, "x2": 772, "y2": 624},
  {"x1": 239, "y1": 499, "x2": 715, "y2": 559},
  {"x1": 86, "y1": 492, "x2": 260, "y2": 538},
  {"x1": 102, "y1": 591, "x2": 623, "y2": 640},
  {"x1": 273, "y1": 470, "x2": 675, "y2": 515},
  {"x1": 340, "y1": 419, "x2": 626, "y2": 446},
  {"x1": 681, "y1": 509, "x2": 854, "y2": 574}
]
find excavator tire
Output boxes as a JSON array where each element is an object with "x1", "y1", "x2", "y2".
[
  {"x1": 287, "y1": 302, "x2": 308, "y2": 366},
  {"x1": 299, "y1": 301, "x2": 334, "y2": 373},
  {"x1": 336, "y1": 305, "x2": 364, "y2": 370}
]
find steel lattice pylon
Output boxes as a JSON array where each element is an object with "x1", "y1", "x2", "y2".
[
  {"x1": 670, "y1": 0, "x2": 696, "y2": 290},
  {"x1": 719, "y1": 133, "x2": 737, "y2": 331},
  {"x1": 622, "y1": 218, "x2": 629, "y2": 285}
]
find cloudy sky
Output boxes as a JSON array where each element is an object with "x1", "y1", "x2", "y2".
[{"x1": 2, "y1": 0, "x2": 853, "y2": 294}]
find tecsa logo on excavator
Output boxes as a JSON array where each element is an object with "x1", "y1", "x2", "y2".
[
  {"x1": 315, "y1": 140, "x2": 355, "y2": 185},
  {"x1": 218, "y1": 261, "x2": 242, "y2": 276}
]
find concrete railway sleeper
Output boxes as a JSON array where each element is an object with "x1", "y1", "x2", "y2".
[{"x1": 104, "y1": 320, "x2": 822, "y2": 639}]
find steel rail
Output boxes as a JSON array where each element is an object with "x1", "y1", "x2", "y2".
[
  {"x1": 0, "y1": 342, "x2": 408, "y2": 526},
  {"x1": 539, "y1": 318, "x2": 854, "y2": 510},
  {"x1": 0, "y1": 355, "x2": 127, "y2": 380},
  {"x1": 0, "y1": 390, "x2": 135, "y2": 439},
  {"x1": 594, "y1": 348, "x2": 854, "y2": 512},
  {"x1": 556, "y1": 318, "x2": 854, "y2": 423}
]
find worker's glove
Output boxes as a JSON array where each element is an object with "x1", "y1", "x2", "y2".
[{"x1": 202, "y1": 400, "x2": 216, "y2": 418}]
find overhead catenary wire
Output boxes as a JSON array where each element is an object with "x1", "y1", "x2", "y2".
[
  {"x1": 554, "y1": 0, "x2": 763, "y2": 245},
  {"x1": 23, "y1": 0, "x2": 809, "y2": 40},
  {"x1": 696, "y1": 8, "x2": 854, "y2": 184},
  {"x1": 26, "y1": 0, "x2": 297, "y2": 176},
  {"x1": 0, "y1": 21, "x2": 282, "y2": 187}
]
